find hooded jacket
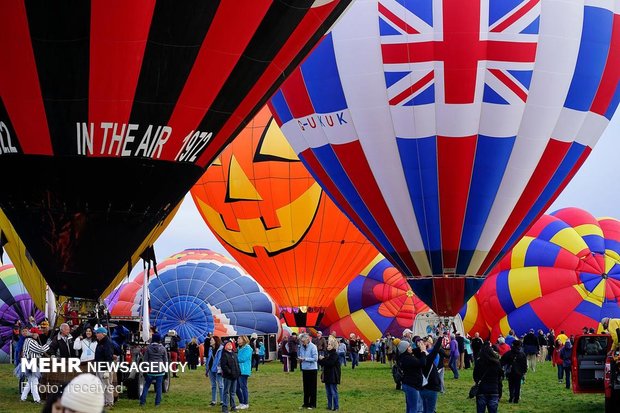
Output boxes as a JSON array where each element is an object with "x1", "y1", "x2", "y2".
[{"x1": 143, "y1": 342, "x2": 169, "y2": 375}]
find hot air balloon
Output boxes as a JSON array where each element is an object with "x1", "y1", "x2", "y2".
[
  {"x1": 459, "y1": 294, "x2": 489, "y2": 339},
  {"x1": 268, "y1": 0, "x2": 620, "y2": 315},
  {"x1": 0, "y1": 265, "x2": 44, "y2": 363},
  {"x1": 320, "y1": 254, "x2": 429, "y2": 343},
  {"x1": 106, "y1": 249, "x2": 281, "y2": 346},
  {"x1": 0, "y1": 0, "x2": 352, "y2": 302},
  {"x1": 191, "y1": 106, "x2": 378, "y2": 326},
  {"x1": 473, "y1": 207, "x2": 620, "y2": 340}
]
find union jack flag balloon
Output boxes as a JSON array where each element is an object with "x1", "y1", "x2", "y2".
[{"x1": 269, "y1": 0, "x2": 620, "y2": 315}]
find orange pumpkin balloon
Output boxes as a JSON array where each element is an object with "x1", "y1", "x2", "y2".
[{"x1": 191, "y1": 106, "x2": 377, "y2": 326}]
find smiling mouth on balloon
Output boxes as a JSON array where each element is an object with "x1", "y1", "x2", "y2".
[{"x1": 196, "y1": 183, "x2": 323, "y2": 256}]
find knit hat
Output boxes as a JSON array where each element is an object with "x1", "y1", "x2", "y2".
[
  {"x1": 397, "y1": 340, "x2": 410, "y2": 354},
  {"x1": 61, "y1": 373, "x2": 105, "y2": 413},
  {"x1": 152, "y1": 333, "x2": 161, "y2": 343},
  {"x1": 94, "y1": 327, "x2": 107, "y2": 335}
]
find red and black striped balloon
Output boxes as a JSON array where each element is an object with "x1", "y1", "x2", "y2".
[{"x1": 0, "y1": 0, "x2": 350, "y2": 299}]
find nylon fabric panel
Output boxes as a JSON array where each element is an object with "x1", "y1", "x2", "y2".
[
  {"x1": 159, "y1": 1, "x2": 270, "y2": 162},
  {"x1": 457, "y1": 135, "x2": 515, "y2": 275},
  {"x1": 397, "y1": 137, "x2": 441, "y2": 274},
  {"x1": 88, "y1": 0, "x2": 155, "y2": 157},
  {"x1": 437, "y1": 135, "x2": 476, "y2": 272},
  {"x1": 0, "y1": 0, "x2": 50, "y2": 154},
  {"x1": 479, "y1": 139, "x2": 573, "y2": 274},
  {"x1": 564, "y1": 6, "x2": 613, "y2": 112},
  {"x1": 127, "y1": 0, "x2": 219, "y2": 144},
  {"x1": 304, "y1": 146, "x2": 408, "y2": 273},
  {"x1": 196, "y1": 0, "x2": 347, "y2": 168},
  {"x1": 195, "y1": 0, "x2": 315, "y2": 159},
  {"x1": 25, "y1": 0, "x2": 90, "y2": 155}
]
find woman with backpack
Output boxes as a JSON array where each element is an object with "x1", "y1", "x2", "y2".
[
  {"x1": 419, "y1": 337, "x2": 447, "y2": 413},
  {"x1": 398, "y1": 339, "x2": 428, "y2": 413},
  {"x1": 473, "y1": 345, "x2": 504, "y2": 413},
  {"x1": 500, "y1": 340, "x2": 528, "y2": 403}
]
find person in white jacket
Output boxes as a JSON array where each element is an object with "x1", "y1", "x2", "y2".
[{"x1": 73, "y1": 326, "x2": 98, "y2": 362}]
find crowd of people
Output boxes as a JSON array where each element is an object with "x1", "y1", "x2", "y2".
[
  {"x1": 11, "y1": 318, "x2": 116, "y2": 409},
  {"x1": 8, "y1": 313, "x2": 616, "y2": 413}
]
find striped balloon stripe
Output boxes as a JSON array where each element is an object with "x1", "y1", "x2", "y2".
[{"x1": 0, "y1": 0, "x2": 351, "y2": 166}]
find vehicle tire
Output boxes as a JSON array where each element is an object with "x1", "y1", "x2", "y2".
[{"x1": 163, "y1": 371, "x2": 171, "y2": 393}]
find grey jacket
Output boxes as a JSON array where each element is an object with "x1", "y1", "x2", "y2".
[{"x1": 143, "y1": 342, "x2": 169, "y2": 375}]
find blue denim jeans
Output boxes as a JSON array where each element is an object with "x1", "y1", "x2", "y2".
[
  {"x1": 325, "y1": 383, "x2": 339, "y2": 410},
  {"x1": 350, "y1": 352, "x2": 359, "y2": 369},
  {"x1": 564, "y1": 366, "x2": 571, "y2": 389},
  {"x1": 236, "y1": 375, "x2": 249, "y2": 405},
  {"x1": 419, "y1": 389, "x2": 438, "y2": 413},
  {"x1": 476, "y1": 394, "x2": 499, "y2": 413},
  {"x1": 208, "y1": 371, "x2": 224, "y2": 403},
  {"x1": 402, "y1": 383, "x2": 420, "y2": 413},
  {"x1": 140, "y1": 374, "x2": 163, "y2": 406},
  {"x1": 338, "y1": 353, "x2": 346, "y2": 366},
  {"x1": 449, "y1": 356, "x2": 459, "y2": 379},
  {"x1": 222, "y1": 378, "x2": 237, "y2": 412},
  {"x1": 557, "y1": 365, "x2": 564, "y2": 380}
]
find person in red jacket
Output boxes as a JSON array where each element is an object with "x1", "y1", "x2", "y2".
[{"x1": 497, "y1": 337, "x2": 511, "y2": 356}]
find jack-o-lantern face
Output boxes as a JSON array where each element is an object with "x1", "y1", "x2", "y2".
[
  {"x1": 193, "y1": 107, "x2": 322, "y2": 255},
  {"x1": 191, "y1": 106, "x2": 379, "y2": 313}
]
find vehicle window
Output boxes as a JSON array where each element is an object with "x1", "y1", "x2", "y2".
[{"x1": 580, "y1": 337, "x2": 608, "y2": 356}]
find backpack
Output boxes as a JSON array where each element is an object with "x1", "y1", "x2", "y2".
[
  {"x1": 505, "y1": 352, "x2": 525, "y2": 376},
  {"x1": 392, "y1": 363, "x2": 404, "y2": 384}
]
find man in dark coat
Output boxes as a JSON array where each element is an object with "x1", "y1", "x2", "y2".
[
  {"x1": 500, "y1": 339, "x2": 528, "y2": 403},
  {"x1": 94, "y1": 326, "x2": 115, "y2": 408},
  {"x1": 48, "y1": 323, "x2": 77, "y2": 358},
  {"x1": 288, "y1": 333, "x2": 299, "y2": 372},
  {"x1": 470, "y1": 332, "x2": 484, "y2": 363}
]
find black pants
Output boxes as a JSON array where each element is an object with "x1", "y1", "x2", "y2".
[
  {"x1": 301, "y1": 369, "x2": 317, "y2": 408},
  {"x1": 290, "y1": 352, "x2": 298, "y2": 371},
  {"x1": 252, "y1": 354, "x2": 260, "y2": 371},
  {"x1": 508, "y1": 375, "x2": 522, "y2": 402}
]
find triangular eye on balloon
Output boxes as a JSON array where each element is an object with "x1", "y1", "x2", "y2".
[
  {"x1": 253, "y1": 118, "x2": 299, "y2": 163},
  {"x1": 225, "y1": 155, "x2": 263, "y2": 203}
]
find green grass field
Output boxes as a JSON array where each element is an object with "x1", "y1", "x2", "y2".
[{"x1": 0, "y1": 360, "x2": 604, "y2": 412}]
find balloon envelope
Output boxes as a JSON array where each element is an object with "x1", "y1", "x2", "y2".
[
  {"x1": 191, "y1": 106, "x2": 378, "y2": 326},
  {"x1": 321, "y1": 254, "x2": 429, "y2": 343},
  {"x1": 0, "y1": 0, "x2": 352, "y2": 299},
  {"x1": 106, "y1": 249, "x2": 281, "y2": 346},
  {"x1": 474, "y1": 207, "x2": 620, "y2": 340},
  {"x1": 269, "y1": 0, "x2": 620, "y2": 315},
  {"x1": 0, "y1": 265, "x2": 44, "y2": 363}
]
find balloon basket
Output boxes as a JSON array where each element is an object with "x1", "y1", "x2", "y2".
[{"x1": 280, "y1": 308, "x2": 324, "y2": 328}]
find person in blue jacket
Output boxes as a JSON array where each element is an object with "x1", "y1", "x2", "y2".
[
  {"x1": 298, "y1": 333, "x2": 319, "y2": 410},
  {"x1": 205, "y1": 336, "x2": 224, "y2": 406},
  {"x1": 236, "y1": 335, "x2": 253, "y2": 409}
]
